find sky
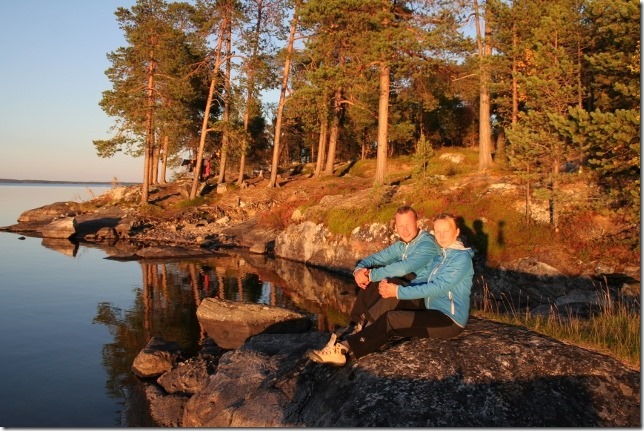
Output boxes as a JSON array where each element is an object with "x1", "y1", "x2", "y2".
[{"x1": 0, "y1": 0, "x2": 146, "y2": 183}]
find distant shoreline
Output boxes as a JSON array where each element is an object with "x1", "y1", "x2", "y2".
[{"x1": 0, "y1": 179, "x2": 141, "y2": 186}]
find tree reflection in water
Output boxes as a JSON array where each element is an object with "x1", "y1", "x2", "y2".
[{"x1": 92, "y1": 251, "x2": 357, "y2": 426}]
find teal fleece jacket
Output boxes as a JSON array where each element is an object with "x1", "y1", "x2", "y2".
[
  {"x1": 354, "y1": 230, "x2": 439, "y2": 282},
  {"x1": 396, "y1": 241, "x2": 474, "y2": 327}
]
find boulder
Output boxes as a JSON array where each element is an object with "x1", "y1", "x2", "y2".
[
  {"x1": 40, "y1": 217, "x2": 77, "y2": 239},
  {"x1": 145, "y1": 384, "x2": 190, "y2": 427},
  {"x1": 249, "y1": 241, "x2": 271, "y2": 254},
  {"x1": 196, "y1": 298, "x2": 311, "y2": 349},
  {"x1": 439, "y1": 152, "x2": 465, "y2": 164},
  {"x1": 115, "y1": 215, "x2": 137, "y2": 237},
  {"x1": 73, "y1": 207, "x2": 124, "y2": 238},
  {"x1": 181, "y1": 318, "x2": 639, "y2": 427},
  {"x1": 219, "y1": 219, "x2": 278, "y2": 249},
  {"x1": 17, "y1": 201, "x2": 80, "y2": 223},
  {"x1": 274, "y1": 221, "x2": 369, "y2": 274},
  {"x1": 182, "y1": 332, "x2": 329, "y2": 427},
  {"x1": 157, "y1": 357, "x2": 211, "y2": 396},
  {"x1": 132, "y1": 337, "x2": 183, "y2": 378}
]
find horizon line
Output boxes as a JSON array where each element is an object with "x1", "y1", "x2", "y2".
[{"x1": 0, "y1": 178, "x2": 141, "y2": 185}]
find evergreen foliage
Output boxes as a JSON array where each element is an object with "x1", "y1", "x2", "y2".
[{"x1": 95, "y1": 0, "x2": 639, "y2": 227}]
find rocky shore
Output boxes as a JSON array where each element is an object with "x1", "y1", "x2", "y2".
[{"x1": 1, "y1": 179, "x2": 640, "y2": 426}]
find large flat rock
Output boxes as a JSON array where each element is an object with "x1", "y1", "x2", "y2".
[{"x1": 196, "y1": 298, "x2": 311, "y2": 349}]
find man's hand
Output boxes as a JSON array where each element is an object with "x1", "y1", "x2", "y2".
[
  {"x1": 378, "y1": 279, "x2": 398, "y2": 298},
  {"x1": 354, "y1": 268, "x2": 370, "y2": 289}
]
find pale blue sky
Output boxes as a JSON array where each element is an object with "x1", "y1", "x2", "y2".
[{"x1": 0, "y1": 0, "x2": 145, "y2": 182}]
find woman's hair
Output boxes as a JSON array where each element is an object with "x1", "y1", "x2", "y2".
[{"x1": 433, "y1": 212, "x2": 457, "y2": 227}]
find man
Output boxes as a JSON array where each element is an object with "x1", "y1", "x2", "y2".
[
  {"x1": 340, "y1": 205, "x2": 439, "y2": 339},
  {"x1": 308, "y1": 212, "x2": 474, "y2": 366}
]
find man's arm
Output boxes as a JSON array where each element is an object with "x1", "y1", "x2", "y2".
[
  {"x1": 369, "y1": 237, "x2": 437, "y2": 282},
  {"x1": 354, "y1": 241, "x2": 402, "y2": 272}
]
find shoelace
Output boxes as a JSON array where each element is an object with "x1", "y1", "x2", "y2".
[{"x1": 318, "y1": 333, "x2": 338, "y2": 354}]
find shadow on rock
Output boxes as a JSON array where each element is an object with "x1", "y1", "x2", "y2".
[{"x1": 181, "y1": 318, "x2": 639, "y2": 427}]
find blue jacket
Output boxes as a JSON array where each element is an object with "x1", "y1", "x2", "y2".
[
  {"x1": 354, "y1": 230, "x2": 439, "y2": 282},
  {"x1": 396, "y1": 241, "x2": 474, "y2": 327}
]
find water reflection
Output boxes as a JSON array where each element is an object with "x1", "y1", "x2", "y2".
[
  {"x1": 41, "y1": 237, "x2": 79, "y2": 257},
  {"x1": 92, "y1": 249, "x2": 357, "y2": 426}
]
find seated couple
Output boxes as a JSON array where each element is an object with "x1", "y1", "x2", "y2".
[{"x1": 307, "y1": 206, "x2": 474, "y2": 366}]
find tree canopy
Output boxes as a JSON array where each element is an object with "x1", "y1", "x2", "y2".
[{"x1": 95, "y1": 0, "x2": 640, "y2": 227}]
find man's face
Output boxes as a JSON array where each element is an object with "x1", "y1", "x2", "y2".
[
  {"x1": 395, "y1": 211, "x2": 419, "y2": 243},
  {"x1": 433, "y1": 218, "x2": 460, "y2": 249}
]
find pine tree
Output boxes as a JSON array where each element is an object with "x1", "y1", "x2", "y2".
[
  {"x1": 505, "y1": 0, "x2": 587, "y2": 228},
  {"x1": 96, "y1": 0, "x2": 208, "y2": 203},
  {"x1": 555, "y1": 0, "x2": 640, "y2": 228}
]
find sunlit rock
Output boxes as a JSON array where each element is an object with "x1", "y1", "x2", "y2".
[
  {"x1": 132, "y1": 337, "x2": 182, "y2": 378},
  {"x1": 41, "y1": 217, "x2": 77, "y2": 239},
  {"x1": 17, "y1": 201, "x2": 80, "y2": 223},
  {"x1": 196, "y1": 298, "x2": 311, "y2": 349},
  {"x1": 182, "y1": 318, "x2": 640, "y2": 427}
]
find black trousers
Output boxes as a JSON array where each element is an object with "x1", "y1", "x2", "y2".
[
  {"x1": 350, "y1": 274, "x2": 416, "y2": 324},
  {"x1": 347, "y1": 281, "x2": 463, "y2": 359}
]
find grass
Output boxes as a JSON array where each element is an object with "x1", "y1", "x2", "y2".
[
  {"x1": 473, "y1": 281, "x2": 640, "y2": 370},
  {"x1": 326, "y1": 204, "x2": 398, "y2": 235},
  {"x1": 175, "y1": 196, "x2": 209, "y2": 208}
]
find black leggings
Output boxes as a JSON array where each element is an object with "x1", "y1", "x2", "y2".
[
  {"x1": 350, "y1": 274, "x2": 415, "y2": 324},
  {"x1": 347, "y1": 292, "x2": 463, "y2": 359}
]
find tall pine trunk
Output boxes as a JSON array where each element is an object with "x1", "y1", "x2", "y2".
[
  {"x1": 217, "y1": 18, "x2": 233, "y2": 184},
  {"x1": 314, "y1": 106, "x2": 328, "y2": 178},
  {"x1": 152, "y1": 144, "x2": 160, "y2": 185},
  {"x1": 141, "y1": 51, "x2": 156, "y2": 204},
  {"x1": 160, "y1": 135, "x2": 168, "y2": 184},
  {"x1": 237, "y1": 0, "x2": 263, "y2": 185},
  {"x1": 190, "y1": 25, "x2": 225, "y2": 200},
  {"x1": 268, "y1": 1, "x2": 299, "y2": 188},
  {"x1": 324, "y1": 88, "x2": 342, "y2": 176},
  {"x1": 374, "y1": 62, "x2": 390, "y2": 186},
  {"x1": 474, "y1": 0, "x2": 493, "y2": 171}
]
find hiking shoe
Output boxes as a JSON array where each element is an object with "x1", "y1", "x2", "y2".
[
  {"x1": 307, "y1": 334, "x2": 348, "y2": 366},
  {"x1": 336, "y1": 322, "x2": 363, "y2": 341}
]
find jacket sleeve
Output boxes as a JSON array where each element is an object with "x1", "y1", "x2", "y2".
[
  {"x1": 397, "y1": 251, "x2": 471, "y2": 300},
  {"x1": 369, "y1": 237, "x2": 437, "y2": 282},
  {"x1": 354, "y1": 242, "x2": 401, "y2": 274}
]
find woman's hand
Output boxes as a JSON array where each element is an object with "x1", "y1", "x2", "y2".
[{"x1": 378, "y1": 279, "x2": 398, "y2": 298}]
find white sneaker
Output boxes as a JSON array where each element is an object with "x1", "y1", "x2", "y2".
[{"x1": 307, "y1": 333, "x2": 348, "y2": 366}]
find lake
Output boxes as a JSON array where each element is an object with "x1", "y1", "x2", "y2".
[{"x1": 0, "y1": 183, "x2": 355, "y2": 427}]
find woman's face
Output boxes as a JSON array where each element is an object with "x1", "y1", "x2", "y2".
[{"x1": 433, "y1": 218, "x2": 459, "y2": 249}]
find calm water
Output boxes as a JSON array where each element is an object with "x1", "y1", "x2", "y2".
[{"x1": 0, "y1": 183, "x2": 355, "y2": 427}]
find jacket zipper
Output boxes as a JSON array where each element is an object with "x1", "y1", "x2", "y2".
[{"x1": 430, "y1": 249, "x2": 455, "y2": 315}]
